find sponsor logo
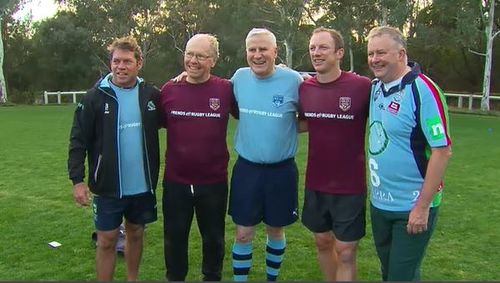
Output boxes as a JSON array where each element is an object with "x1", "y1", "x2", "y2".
[
  {"x1": 388, "y1": 101, "x2": 400, "y2": 115},
  {"x1": 104, "y1": 103, "x2": 110, "y2": 114},
  {"x1": 426, "y1": 117, "x2": 445, "y2": 140},
  {"x1": 339, "y1": 96, "x2": 351, "y2": 112},
  {"x1": 147, "y1": 101, "x2": 156, "y2": 111},
  {"x1": 209, "y1": 98, "x2": 220, "y2": 111},
  {"x1": 77, "y1": 102, "x2": 84, "y2": 110},
  {"x1": 273, "y1": 95, "x2": 284, "y2": 107}
]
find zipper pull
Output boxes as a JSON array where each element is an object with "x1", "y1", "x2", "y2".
[{"x1": 190, "y1": 184, "x2": 194, "y2": 196}]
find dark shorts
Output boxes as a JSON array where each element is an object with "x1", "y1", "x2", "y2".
[
  {"x1": 93, "y1": 192, "x2": 157, "y2": 231},
  {"x1": 228, "y1": 156, "x2": 299, "y2": 227},
  {"x1": 301, "y1": 190, "x2": 366, "y2": 242}
]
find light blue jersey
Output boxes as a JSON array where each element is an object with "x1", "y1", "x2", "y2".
[
  {"x1": 368, "y1": 63, "x2": 451, "y2": 211},
  {"x1": 104, "y1": 76, "x2": 148, "y2": 196},
  {"x1": 231, "y1": 67, "x2": 302, "y2": 163}
]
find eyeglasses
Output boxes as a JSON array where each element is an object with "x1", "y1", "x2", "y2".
[{"x1": 184, "y1": 51, "x2": 212, "y2": 62}]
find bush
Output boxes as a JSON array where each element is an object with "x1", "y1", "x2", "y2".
[{"x1": 9, "y1": 89, "x2": 37, "y2": 104}]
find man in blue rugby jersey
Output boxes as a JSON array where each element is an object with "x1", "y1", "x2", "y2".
[{"x1": 366, "y1": 26, "x2": 452, "y2": 281}]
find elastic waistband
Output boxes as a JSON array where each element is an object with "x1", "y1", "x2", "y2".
[{"x1": 237, "y1": 156, "x2": 295, "y2": 168}]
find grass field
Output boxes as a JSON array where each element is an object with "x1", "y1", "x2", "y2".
[{"x1": 0, "y1": 105, "x2": 499, "y2": 281}]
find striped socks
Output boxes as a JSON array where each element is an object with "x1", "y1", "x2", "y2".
[
  {"x1": 233, "y1": 242, "x2": 253, "y2": 281},
  {"x1": 266, "y1": 237, "x2": 286, "y2": 281}
]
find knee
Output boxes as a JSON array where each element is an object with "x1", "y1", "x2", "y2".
[
  {"x1": 266, "y1": 226, "x2": 284, "y2": 241},
  {"x1": 97, "y1": 232, "x2": 118, "y2": 251},
  {"x1": 235, "y1": 228, "x2": 255, "y2": 244},
  {"x1": 125, "y1": 224, "x2": 144, "y2": 243},
  {"x1": 335, "y1": 243, "x2": 357, "y2": 263},
  {"x1": 314, "y1": 236, "x2": 334, "y2": 252}
]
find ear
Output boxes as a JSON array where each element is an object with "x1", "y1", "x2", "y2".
[
  {"x1": 336, "y1": 48, "x2": 345, "y2": 59},
  {"x1": 399, "y1": 48, "x2": 407, "y2": 60},
  {"x1": 137, "y1": 59, "x2": 144, "y2": 71},
  {"x1": 273, "y1": 47, "x2": 278, "y2": 58}
]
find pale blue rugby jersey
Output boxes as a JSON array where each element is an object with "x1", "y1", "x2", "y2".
[
  {"x1": 231, "y1": 67, "x2": 303, "y2": 164},
  {"x1": 368, "y1": 63, "x2": 452, "y2": 211}
]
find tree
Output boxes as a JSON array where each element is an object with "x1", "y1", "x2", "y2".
[
  {"x1": 0, "y1": 0, "x2": 26, "y2": 103},
  {"x1": 479, "y1": 0, "x2": 499, "y2": 111}
]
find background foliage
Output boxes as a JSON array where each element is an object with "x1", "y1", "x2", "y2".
[{"x1": 1, "y1": 0, "x2": 499, "y2": 103}]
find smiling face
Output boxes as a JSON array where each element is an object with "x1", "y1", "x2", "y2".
[
  {"x1": 110, "y1": 48, "x2": 142, "y2": 88},
  {"x1": 367, "y1": 33, "x2": 407, "y2": 83},
  {"x1": 309, "y1": 31, "x2": 344, "y2": 74},
  {"x1": 184, "y1": 35, "x2": 217, "y2": 84},
  {"x1": 246, "y1": 33, "x2": 277, "y2": 78}
]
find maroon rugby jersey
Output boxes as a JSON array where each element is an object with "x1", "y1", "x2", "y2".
[
  {"x1": 160, "y1": 75, "x2": 236, "y2": 185},
  {"x1": 299, "y1": 72, "x2": 371, "y2": 195}
]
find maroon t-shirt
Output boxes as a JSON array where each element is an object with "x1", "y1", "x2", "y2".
[
  {"x1": 299, "y1": 72, "x2": 371, "y2": 194},
  {"x1": 160, "y1": 75, "x2": 236, "y2": 185}
]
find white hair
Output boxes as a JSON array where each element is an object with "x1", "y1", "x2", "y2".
[{"x1": 245, "y1": 28, "x2": 277, "y2": 48}]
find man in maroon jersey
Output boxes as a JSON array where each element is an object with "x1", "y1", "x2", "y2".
[
  {"x1": 298, "y1": 27, "x2": 371, "y2": 281},
  {"x1": 159, "y1": 33, "x2": 237, "y2": 281}
]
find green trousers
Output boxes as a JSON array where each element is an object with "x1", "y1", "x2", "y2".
[{"x1": 370, "y1": 204, "x2": 439, "y2": 281}]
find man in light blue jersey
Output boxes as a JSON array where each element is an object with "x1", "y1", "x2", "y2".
[
  {"x1": 366, "y1": 26, "x2": 452, "y2": 281},
  {"x1": 228, "y1": 28, "x2": 303, "y2": 281}
]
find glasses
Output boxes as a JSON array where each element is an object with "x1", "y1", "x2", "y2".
[{"x1": 184, "y1": 51, "x2": 212, "y2": 62}]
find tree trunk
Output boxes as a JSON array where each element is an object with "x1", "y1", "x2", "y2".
[
  {"x1": 284, "y1": 38, "x2": 293, "y2": 68},
  {"x1": 481, "y1": 0, "x2": 497, "y2": 112},
  {"x1": 0, "y1": 17, "x2": 7, "y2": 103}
]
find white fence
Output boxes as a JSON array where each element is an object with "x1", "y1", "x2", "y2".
[
  {"x1": 43, "y1": 91, "x2": 86, "y2": 104},
  {"x1": 43, "y1": 90, "x2": 499, "y2": 111},
  {"x1": 444, "y1": 92, "x2": 500, "y2": 110}
]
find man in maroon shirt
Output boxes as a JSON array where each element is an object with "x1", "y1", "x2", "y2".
[
  {"x1": 298, "y1": 27, "x2": 371, "y2": 281},
  {"x1": 159, "y1": 33, "x2": 237, "y2": 281}
]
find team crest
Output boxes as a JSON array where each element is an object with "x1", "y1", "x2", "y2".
[
  {"x1": 273, "y1": 95, "x2": 284, "y2": 107},
  {"x1": 339, "y1": 97, "x2": 351, "y2": 112},
  {"x1": 209, "y1": 98, "x2": 220, "y2": 111},
  {"x1": 388, "y1": 101, "x2": 400, "y2": 115}
]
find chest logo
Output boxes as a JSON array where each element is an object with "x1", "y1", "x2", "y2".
[
  {"x1": 273, "y1": 95, "x2": 284, "y2": 107},
  {"x1": 339, "y1": 97, "x2": 351, "y2": 112},
  {"x1": 388, "y1": 101, "x2": 400, "y2": 115},
  {"x1": 104, "y1": 103, "x2": 110, "y2": 114},
  {"x1": 147, "y1": 101, "x2": 156, "y2": 111},
  {"x1": 209, "y1": 98, "x2": 220, "y2": 111}
]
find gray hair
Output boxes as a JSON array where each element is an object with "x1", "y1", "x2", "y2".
[
  {"x1": 367, "y1": 26, "x2": 407, "y2": 49},
  {"x1": 245, "y1": 28, "x2": 277, "y2": 48}
]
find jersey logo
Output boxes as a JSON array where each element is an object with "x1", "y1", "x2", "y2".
[
  {"x1": 209, "y1": 98, "x2": 220, "y2": 111},
  {"x1": 273, "y1": 95, "x2": 284, "y2": 107},
  {"x1": 147, "y1": 101, "x2": 156, "y2": 111},
  {"x1": 426, "y1": 117, "x2": 445, "y2": 140},
  {"x1": 339, "y1": 97, "x2": 351, "y2": 112},
  {"x1": 104, "y1": 103, "x2": 110, "y2": 114},
  {"x1": 388, "y1": 101, "x2": 400, "y2": 115}
]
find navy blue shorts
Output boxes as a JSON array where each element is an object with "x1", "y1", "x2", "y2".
[
  {"x1": 301, "y1": 190, "x2": 366, "y2": 242},
  {"x1": 92, "y1": 192, "x2": 157, "y2": 231},
  {"x1": 228, "y1": 156, "x2": 299, "y2": 227}
]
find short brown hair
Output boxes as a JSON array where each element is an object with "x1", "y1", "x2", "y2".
[
  {"x1": 107, "y1": 35, "x2": 143, "y2": 62},
  {"x1": 312, "y1": 27, "x2": 344, "y2": 50}
]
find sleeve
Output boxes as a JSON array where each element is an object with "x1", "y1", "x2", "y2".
[
  {"x1": 228, "y1": 81, "x2": 239, "y2": 120},
  {"x1": 159, "y1": 83, "x2": 169, "y2": 128},
  {"x1": 416, "y1": 75, "x2": 452, "y2": 148},
  {"x1": 298, "y1": 82, "x2": 306, "y2": 120},
  {"x1": 67, "y1": 91, "x2": 95, "y2": 185}
]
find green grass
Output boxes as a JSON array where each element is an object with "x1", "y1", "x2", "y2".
[{"x1": 0, "y1": 105, "x2": 498, "y2": 280}]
